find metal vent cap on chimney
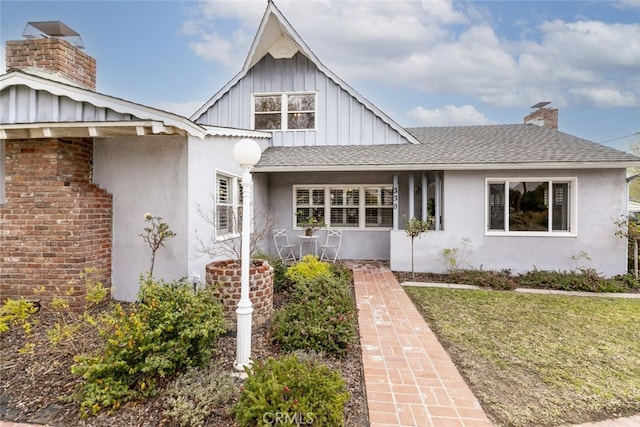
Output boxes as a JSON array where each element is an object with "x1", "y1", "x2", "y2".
[{"x1": 22, "y1": 21, "x2": 84, "y2": 49}]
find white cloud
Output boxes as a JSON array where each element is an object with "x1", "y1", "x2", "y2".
[
  {"x1": 615, "y1": 0, "x2": 640, "y2": 9},
  {"x1": 407, "y1": 105, "x2": 494, "y2": 126},
  {"x1": 570, "y1": 87, "x2": 637, "y2": 107},
  {"x1": 182, "y1": 0, "x2": 640, "y2": 111},
  {"x1": 188, "y1": 33, "x2": 237, "y2": 66}
]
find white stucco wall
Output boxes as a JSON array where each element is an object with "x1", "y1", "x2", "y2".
[
  {"x1": 186, "y1": 135, "x2": 270, "y2": 287},
  {"x1": 391, "y1": 168, "x2": 629, "y2": 277},
  {"x1": 93, "y1": 135, "x2": 189, "y2": 301}
]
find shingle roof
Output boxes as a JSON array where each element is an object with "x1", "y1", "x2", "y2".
[{"x1": 255, "y1": 124, "x2": 640, "y2": 171}]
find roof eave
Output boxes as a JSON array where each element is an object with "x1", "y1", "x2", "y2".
[
  {"x1": 254, "y1": 161, "x2": 640, "y2": 173},
  {"x1": 0, "y1": 120, "x2": 190, "y2": 139},
  {"x1": 0, "y1": 70, "x2": 207, "y2": 139}
]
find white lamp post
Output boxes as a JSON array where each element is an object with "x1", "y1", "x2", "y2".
[{"x1": 232, "y1": 138, "x2": 262, "y2": 372}]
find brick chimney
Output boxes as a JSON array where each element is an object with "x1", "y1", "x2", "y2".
[
  {"x1": 524, "y1": 102, "x2": 558, "y2": 130},
  {"x1": 5, "y1": 21, "x2": 96, "y2": 91}
]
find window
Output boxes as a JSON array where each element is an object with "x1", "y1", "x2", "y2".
[
  {"x1": 487, "y1": 178, "x2": 575, "y2": 234},
  {"x1": 330, "y1": 188, "x2": 359, "y2": 227},
  {"x1": 216, "y1": 173, "x2": 241, "y2": 237},
  {"x1": 295, "y1": 187, "x2": 325, "y2": 227},
  {"x1": 294, "y1": 185, "x2": 393, "y2": 229},
  {"x1": 365, "y1": 187, "x2": 393, "y2": 227},
  {"x1": 253, "y1": 92, "x2": 315, "y2": 130}
]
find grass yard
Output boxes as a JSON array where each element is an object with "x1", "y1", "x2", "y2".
[{"x1": 404, "y1": 286, "x2": 640, "y2": 427}]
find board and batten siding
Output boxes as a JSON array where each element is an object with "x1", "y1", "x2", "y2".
[
  {"x1": 0, "y1": 85, "x2": 137, "y2": 123},
  {"x1": 195, "y1": 53, "x2": 405, "y2": 147}
]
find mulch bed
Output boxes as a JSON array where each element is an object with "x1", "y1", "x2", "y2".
[{"x1": 0, "y1": 288, "x2": 368, "y2": 426}]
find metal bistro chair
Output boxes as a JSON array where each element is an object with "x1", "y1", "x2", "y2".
[
  {"x1": 319, "y1": 229, "x2": 343, "y2": 263},
  {"x1": 273, "y1": 229, "x2": 297, "y2": 262}
]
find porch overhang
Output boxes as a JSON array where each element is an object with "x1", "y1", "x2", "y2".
[
  {"x1": 0, "y1": 121, "x2": 187, "y2": 139},
  {"x1": 253, "y1": 161, "x2": 640, "y2": 173}
]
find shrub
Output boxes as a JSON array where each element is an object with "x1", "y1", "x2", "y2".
[
  {"x1": 0, "y1": 298, "x2": 38, "y2": 335},
  {"x1": 232, "y1": 355, "x2": 349, "y2": 427},
  {"x1": 447, "y1": 269, "x2": 516, "y2": 290},
  {"x1": 284, "y1": 255, "x2": 332, "y2": 285},
  {"x1": 163, "y1": 362, "x2": 237, "y2": 427},
  {"x1": 517, "y1": 269, "x2": 636, "y2": 293},
  {"x1": 270, "y1": 275, "x2": 356, "y2": 355},
  {"x1": 71, "y1": 277, "x2": 226, "y2": 417},
  {"x1": 257, "y1": 253, "x2": 291, "y2": 293}
]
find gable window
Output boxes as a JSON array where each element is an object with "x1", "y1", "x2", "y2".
[
  {"x1": 487, "y1": 178, "x2": 575, "y2": 234},
  {"x1": 216, "y1": 173, "x2": 241, "y2": 237},
  {"x1": 294, "y1": 185, "x2": 393, "y2": 229},
  {"x1": 253, "y1": 92, "x2": 315, "y2": 130}
]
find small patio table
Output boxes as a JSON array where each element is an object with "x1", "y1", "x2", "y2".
[{"x1": 298, "y1": 235, "x2": 318, "y2": 258}]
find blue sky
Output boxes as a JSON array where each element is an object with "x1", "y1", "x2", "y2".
[{"x1": 1, "y1": 0, "x2": 639, "y2": 151}]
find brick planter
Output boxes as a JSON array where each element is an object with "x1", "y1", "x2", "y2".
[{"x1": 205, "y1": 259, "x2": 274, "y2": 331}]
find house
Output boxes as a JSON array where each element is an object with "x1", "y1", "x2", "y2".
[
  {"x1": 192, "y1": 2, "x2": 640, "y2": 277},
  {"x1": 1, "y1": 4, "x2": 639, "y2": 307}
]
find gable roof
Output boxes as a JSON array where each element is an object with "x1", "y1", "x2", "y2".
[
  {"x1": 0, "y1": 69, "x2": 208, "y2": 139},
  {"x1": 255, "y1": 124, "x2": 640, "y2": 172},
  {"x1": 190, "y1": 1, "x2": 419, "y2": 145}
]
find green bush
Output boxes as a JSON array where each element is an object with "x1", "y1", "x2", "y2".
[
  {"x1": 71, "y1": 277, "x2": 226, "y2": 417},
  {"x1": 270, "y1": 275, "x2": 356, "y2": 355},
  {"x1": 285, "y1": 255, "x2": 332, "y2": 285},
  {"x1": 517, "y1": 269, "x2": 636, "y2": 293},
  {"x1": 257, "y1": 254, "x2": 291, "y2": 293},
  {"x1": 163, "y1": 362, "x2": 237, "y2": 427},
  {"x1": 447, "y1": 269, "x2": 516, "y2": 290},
  {"x1": 232, "y1": 355, "x2": 349, "y2": 427}
]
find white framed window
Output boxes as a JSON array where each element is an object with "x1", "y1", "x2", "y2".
[
  {"x1": 294, "y1": 185, "x2": 393, "y2": 229},
  {"x1": 216, "y1": 172, "x2": 241, "y2": 237},
  {"x1": 365, "y1": 187, "x2": 394, "y2": 228},
  {"x1": 253, "y1": 92, "x2": 316, "y2": 131},
  {"x1": 486, "y1": 177, "x2": 577, "y2": 235}
]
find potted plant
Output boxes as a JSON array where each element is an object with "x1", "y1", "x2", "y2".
[{"x1": 296, "y1": 211, "x2": 326, "y2": 236}]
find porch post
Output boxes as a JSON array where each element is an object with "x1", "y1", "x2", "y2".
[
  {"x1": 435, "y1": 172, "x2": 442, "y2": 230},
  {"x1": 408, "y1": 174, "x2": 415, "y2": 219},
  {"x1": 393, "y1": 175, "x2": 399, "y2": 230},
  {"x1": 421, "y1": 172, "x2": 428, "y2": 221}
]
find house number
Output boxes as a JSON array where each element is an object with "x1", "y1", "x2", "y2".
[{"x1": 392, "y1": 186, "x2": 398, "y2": 210}]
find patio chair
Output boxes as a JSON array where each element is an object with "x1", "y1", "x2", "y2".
[
  {"x1": 319, "y1": 229, "x2": 342, "y2": 263},
  {"x1": 273, "y1": 229, "x2": 296, "y2": 262}
]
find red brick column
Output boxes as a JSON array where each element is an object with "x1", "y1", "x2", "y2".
[
  {"x1": 0, "y1": 138, "x2": 112, "y2": 310},
  {"x1": 205, "y1": 259, "x2": 274, "y2": 330}
]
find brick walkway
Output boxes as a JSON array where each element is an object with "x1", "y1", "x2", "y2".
[{"x1": 353, "y1": 267, "x2": 493, "y2": 427}]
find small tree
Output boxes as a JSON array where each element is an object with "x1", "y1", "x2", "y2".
[
  {"x1": 614, "y1": 214, "x2": 640, "y2": 279},
  {"x1": 139, "y1": 213, "x2": 176, "y2": 278},
  {"x1": 197, "y1": 208, "x2": 276, "y2": 263},
  {"x1": 404, "y1": 216, "x2": 434, "y2": 280}
]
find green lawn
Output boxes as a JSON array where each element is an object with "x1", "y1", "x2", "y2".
[{"x1": 404, "y1": 286, "x2": 640, "y2": 427}]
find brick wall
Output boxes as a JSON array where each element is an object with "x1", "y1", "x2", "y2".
[
  {"x1": 206, "y1": 259, "x2": 274, "y2": 330},
  {"x1": 524, "y1": 108, "x2": 558, "y2": 130},
  {"x1": 0, "y1": 138, "x2": 112, "y2": 310},
  {"x1": 6, "y1": 38, "x2": 96, "y2": 91}
]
